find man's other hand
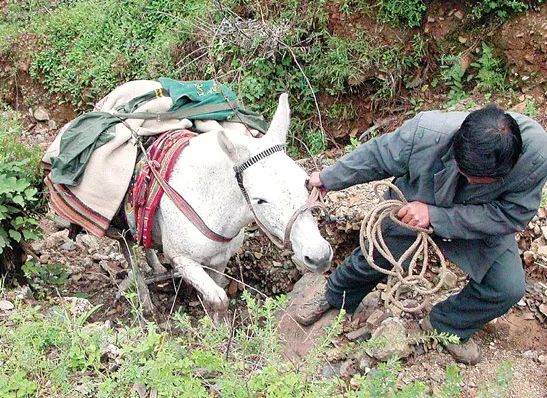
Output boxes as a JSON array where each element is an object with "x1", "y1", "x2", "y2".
[
  {"x1": 307, "y1": 171, "x2": 328, "y2": 195},
  {"x1": 397, "y1": 201, "x2": 430, "y2": 228}
]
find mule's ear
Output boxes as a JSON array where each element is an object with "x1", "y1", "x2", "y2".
[
  {"x1": 217, "y1": 129, "x2": 250, "y2": 163},
  {"x1": 266, "y1": 93, "x2": 290, "y2": 144}
]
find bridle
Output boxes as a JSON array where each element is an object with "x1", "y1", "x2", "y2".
[{"x1": 234, "y1": 144, "x2": 325, "y2": 250}]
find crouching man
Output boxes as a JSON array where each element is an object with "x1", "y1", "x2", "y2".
[{"x1": 297, "y1": 106, "x2": 547, "y2": 364}]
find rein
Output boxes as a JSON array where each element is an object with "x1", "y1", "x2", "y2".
[{"x1": 234, "y1": 144, "x2": 325, "y2": 249}]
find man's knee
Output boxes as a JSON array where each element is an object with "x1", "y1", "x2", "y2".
[{"x1": 498, "y1": 277, "x2": 525, "y2": 307}]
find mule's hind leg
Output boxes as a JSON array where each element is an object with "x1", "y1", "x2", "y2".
[
  {"x1": 117, "y1": 237, "x2": 154, "y2": 314},
  {"x1": 145, "y1": 249, "x2": 168, "y2": 274},
  {"x1": 171, "y1": 255, "x2": 229, "y2": 319}
]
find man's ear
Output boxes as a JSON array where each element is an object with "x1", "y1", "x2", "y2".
[
  {"x1": 217, "y1": 129, "x2": 250, "y2": 163},
  {"x1": 265, "y1": 93, "x2": 290, "y2": 144}
]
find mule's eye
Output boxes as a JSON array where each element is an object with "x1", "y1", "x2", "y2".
[{"x1": 256, "y1": 198, "x2": 268, "y2": 205}]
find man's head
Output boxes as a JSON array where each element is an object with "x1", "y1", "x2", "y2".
[{"x1": 453, "y1": 105, "x2": 522, "y2": 184}]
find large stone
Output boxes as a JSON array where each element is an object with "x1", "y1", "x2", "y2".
[
  {"x1": 366, "y1": 317, "x2": 412, "y2": 361},
  {"x1": 346, "y1": 325, "x2": 372, "y2": 342},
  {"x1": 366, "y1": 309, "x2": 386, "y2": 327},
  {"x1": 77, "y1": 234, "x2": 101, "y2": 253},
  {"x1": 0, "y1": 300, "x2": 15, "y2": 311},
  {"x1": 45, "y1": 230, "x2": 69, "y2": 249},
  {"x1": 355, "y1": 290, "x2": 381, "y2": 319},
  {"x1": 33, "y1": 106, "x2": 50, "y2": 121},
  {"x1": 441, "y1": 269, "x2": 458, "y2": 289},
  {"x1": 537, "y1": 245, "x2": 547, "y2": 258}
]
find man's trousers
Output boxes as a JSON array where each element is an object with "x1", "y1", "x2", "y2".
[{"x1": 325, "y1": 235, "x2": 526, "y2": 341}]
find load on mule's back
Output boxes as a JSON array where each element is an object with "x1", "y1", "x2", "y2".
[{"x1": 42, "y1": 78, "x2": 333, "y2": 315}]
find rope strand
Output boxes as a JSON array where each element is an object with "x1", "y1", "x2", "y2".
[{"x1": 359, "y1": 181, "x2": 447, "y2": 313}]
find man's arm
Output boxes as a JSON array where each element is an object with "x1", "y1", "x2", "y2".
[
  {"x1": 317, "y1": 114, "x2": 422, "y2": 191},
  {"x1": 428, "y1": 177, "x2": 547, "y2": 239}
]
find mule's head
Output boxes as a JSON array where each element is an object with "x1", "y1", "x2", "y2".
[{"x1": 217, "y1": 93, "x2": 332, "y2": 273}]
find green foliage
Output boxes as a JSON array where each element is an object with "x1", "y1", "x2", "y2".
[
  {"x1": 438, "y1": 365, "x2": 463, "y2": 398},
  {"x1": 377, "y1": 0, "x2": 427, "y2": 28},
  {"x1": 477, "y1": 360, "x2": 513, "y2": 397},
  {"x1": 0, "y1": 293, "x2": 471, "y2": 397},
  {"x1": 439, "y1": 53, "x2": 468, "y2": 107},
  {"x1": 523, "y1": 99, "x2": 538, "y2": 117},
  {"x1": 345, "y1": 136, "x2": 361, "y2": 152},
  {"x1": 471, "y1": 0, "x2": 530, "y2": 20},
  {"x1": 471, "y1": 43, "x2": 509, "y2": 94},
  {"x1": 29, "y1": 0, "x2": 207, "y2": 105},
  {"x1": 0, "y1": 109, "x2": 42, "y2": 257},
  {"x1": 22, "y1": 261, "x2": 69, "y2": 296}
]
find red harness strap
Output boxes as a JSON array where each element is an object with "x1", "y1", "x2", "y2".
[{"x1": 133, "y1": 130, "x2": 234, "y2": 248}]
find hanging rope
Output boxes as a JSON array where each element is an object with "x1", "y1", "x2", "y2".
[{"x1": 360, "y1": 181, "x2": 448, "y2": 313}]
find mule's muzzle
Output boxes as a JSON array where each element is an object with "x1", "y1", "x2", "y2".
[{"x1": 300, "y1": 245, "x2": 333, "y2": 273}]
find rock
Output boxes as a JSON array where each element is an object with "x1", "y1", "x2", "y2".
[
  {"x1": 340, "y1": 359, "x2": 358, "y2": 378},
  {"x1": 542, "y1": 227, "x2": 547, "y2": 240},
  {"x1": 58, "y1": 297, "x2": 93, "y2": 317},
  {"x1": 358, "y1": 354, "x2": 374, "y2": 371},
  {"x1": 33, "y1": 106, "x2": 49, "y2": 121},
  {"x1": 454, "y1": 10, "x2": 464, "y2": 20},
  {"x1": 533, "y1": 225, "x2": 541, "y2": 236},
  {"x1": 427, "y1": 16, "x2": 435, "y2": 23},
  {"x1": 442, "y1": 269, "x2": 458, "y2": 289},
  {"x1": 523, "y1": 251, "x2": 536, "y2": 266},
  {"x1": 539, "y1": 303, "x2": 547, "y2": 317},
  {"x1": 346, "y1": 325, "x2": 372, "y2": 342},
  {"x1": 321, "y1": 362, "x2": 342, "y2": 379},
  {"x1": 537, "y1": 245, "x2": 547, "y2": 258},
  {"x1": 15, "y1": 286, "x2": 33, "y2": 300},
  {"x1": 458, "y1": 36, "x2": 467, "y2": 44},
  {"x1": 538, "y1": 354, "x2": 546, "y2": 365},
  {"x1": 0, "y1": 300, "x2": 15, "y2": 311},
  {"x1": 47, "y1": 119, "x2": 58, "y2": 130},
  {"x1": 366, "y1": 317, "x2": 412, "y2": 361},
  {"x1": 509, "y1": 101, "x2": 528, "y2": 114},
  {"x1": 77, "y1": 234, "x2": 100, "y2": 253},
  {"x1": 366, "y1": 309, "x2": 386, "y2": 327},
  {"x1": 522, "y1": 350, "x2": 537, "y2": 359},
  {"x1": 60, "y1": 240, "x2": 76, "y2": 251},
  {"x1": 45, "y1": 230, "x2": 69, "y2": 249},
  {"x1": 355, "y1": 290, "x2": 381, "y2": 319}
]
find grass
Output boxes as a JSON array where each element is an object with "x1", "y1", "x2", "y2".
[
  {"x1": 0, "y1": 0, "x2": 431, "y2": 156},
  {"x1": 0, "y1": 291, "x2": 468, "y2": 398}
]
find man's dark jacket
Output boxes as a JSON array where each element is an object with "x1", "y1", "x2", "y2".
[{"x1": 320, "y1": 111, "x2": 547, "y2": 282}]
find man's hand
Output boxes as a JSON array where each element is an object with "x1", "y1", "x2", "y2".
[
  {"x1": 397, "y1": 201, "x2": 430, "y2": 228},
  {"x1": 307, "y1": 171, "x2": 328, "y2": 195}
]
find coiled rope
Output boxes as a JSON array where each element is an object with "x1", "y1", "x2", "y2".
[{"x1": 360, "y1": 181, "x2": 448, "y2": 313}]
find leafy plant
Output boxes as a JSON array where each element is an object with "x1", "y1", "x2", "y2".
[
  {"x1": 376, "y1": 0, "x2": 427, "y2": 28},
  {"x1": 440, "y1": 53, "x2": 468, "y2": 107},
  {"x1": 523, "y1": 99, "x2": 538, "y2": 117},
  {"x1": 471, "y1": 43, "x2": 509, "y2": 94},
  {"x1": 0, "y1": 110, "x2": 42, "y2": 270},
  {"x1": 471, "y1": 0, "x2": 530, "y2": 20},
  {"x1": 345, "y1": 136, "x2": 361, "y2": 152}
]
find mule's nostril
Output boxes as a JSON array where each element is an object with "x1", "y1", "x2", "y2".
[{"x1": 304, "y1": 255, "x2": 314, "y2": 265}]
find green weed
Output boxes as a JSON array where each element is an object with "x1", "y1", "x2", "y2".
[
  {"x1": 471, "y1": 0, "x2": 531, "y2": 20},
  {"x1": 523, "y1": 99, "x2": 539, "y2": 118},
  {"x1": 376, "y1": 0, "x2": 427, "y2": 28},
  {"x1": 477, "y1": 360, "x2": 513, "y2": 397},
  {"x1": 471, "y1": 43, "x2": 509, "y2": 94}
]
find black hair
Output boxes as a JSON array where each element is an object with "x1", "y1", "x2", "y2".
[{"x1": 453, "y1": 105, "x2": 522, "y2": 178}]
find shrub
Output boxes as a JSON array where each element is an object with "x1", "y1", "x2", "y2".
[
  {"x1": 376, "y1": 0, "x2": 427, "y2": 28},
  {"x1": 0, "y1": 108, "x2": 43, "y2": 273}
]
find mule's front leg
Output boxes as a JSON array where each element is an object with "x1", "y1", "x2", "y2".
[{"x1": 171, "y1": 256, "x2": 229, "y2": 317}]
